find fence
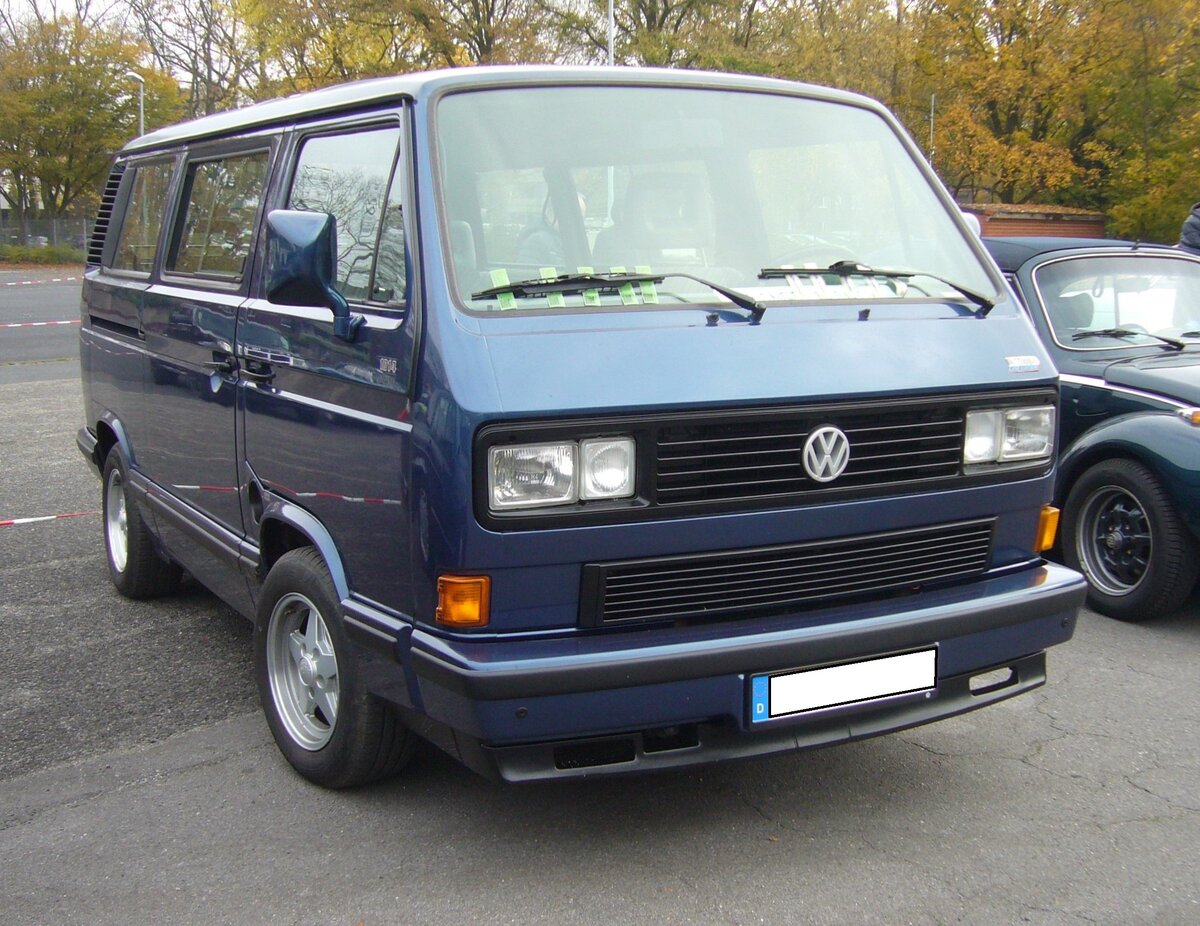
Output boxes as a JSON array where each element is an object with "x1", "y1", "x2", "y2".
[{"x1": 0, "y1": 216, "x2": 93, "y2": 249}]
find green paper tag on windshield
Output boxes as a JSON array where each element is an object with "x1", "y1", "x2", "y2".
[
  {"x1": 540, "y1": 267, "x2": 566, "y2": 308},
  {"x1": 610, "y1": 266, "x2": 638, "y2": 305},
  {"x1": 634, "y1": 265, "x2": 658, "y2": 304},
  {"x1": 576, "y1": 266, "x2": 601, "y2": 306},
  {"x1": 489, "y1": 268, "x2": 517, "y2": 311}
]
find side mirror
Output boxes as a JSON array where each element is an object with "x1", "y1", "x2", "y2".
[{"x1": 265, "y1": 209, "x2": 364, "y2": 341}]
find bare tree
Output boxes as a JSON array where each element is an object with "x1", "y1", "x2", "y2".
[{"x1": 127, "y1": 0, "x2": 257, "y2": 115}]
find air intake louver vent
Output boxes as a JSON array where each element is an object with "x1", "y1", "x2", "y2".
[
  {"x1": 582, "y1": 519, "x2": 995, "y2": 627},
  {"x1": 86, "y1": 165, "x2": 125, "y2": 267}
]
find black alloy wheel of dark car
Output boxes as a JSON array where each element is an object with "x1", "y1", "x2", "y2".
[
  {"x1": 1062, "y1": 458, "x2": 1199, "y2": 621},
  {"x1": 101, "y1": 448, "x2": 182, "y2": 598},
  {"x1": 255, "y1": 546, "x2": 413, "y2": 788}
]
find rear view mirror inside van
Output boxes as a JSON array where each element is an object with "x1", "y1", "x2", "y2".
[{"x1": 265, "y1": 209, "x2": 363, "y2": 341}]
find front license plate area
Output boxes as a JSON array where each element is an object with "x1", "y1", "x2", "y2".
[{"x1": 750, "y1": 648, "x2": 937, "y2": 724}]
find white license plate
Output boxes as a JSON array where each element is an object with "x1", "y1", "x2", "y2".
[{"x1": 750, "y1": 649, "x2": 937, "y2": 723}]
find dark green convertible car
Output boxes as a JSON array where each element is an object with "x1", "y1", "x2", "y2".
[{"x1": 985, "y1": 237, "x2": 1200, "y2": 621}]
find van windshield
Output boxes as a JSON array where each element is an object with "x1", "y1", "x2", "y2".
[{"x1": 435, "y1": 84, "x2": 996, "y2": 314}]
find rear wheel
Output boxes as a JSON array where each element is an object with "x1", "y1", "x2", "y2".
[
  {"x1": 255, "y1": 547, "x2": 413, "y2": 788},
  {"x1": 101, "y1": 448, "x2": 181, "y2": 598},
  {"x1": 1062, "y1": 459, "x2": 1198, "y2": 621}
]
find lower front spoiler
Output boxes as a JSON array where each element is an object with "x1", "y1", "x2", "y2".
[{"x1": 459, "y1": 651, "x2": 1045, "y2": 783}]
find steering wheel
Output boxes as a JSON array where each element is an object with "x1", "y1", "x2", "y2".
[{"x1": 772, "y1": 243, "x2": 859, "y2": 267}]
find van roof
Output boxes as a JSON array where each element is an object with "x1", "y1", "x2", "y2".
[{"x1": 122, "y1": 65, "x2": 875, "y2": 155}]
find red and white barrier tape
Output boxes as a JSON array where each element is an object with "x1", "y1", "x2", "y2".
[
  {"x1": 0, "y1": 509, "x2": 98, "y2": 528},
  {"x1": 2, "y1": 276, "x2": 80, "y2": 287}
]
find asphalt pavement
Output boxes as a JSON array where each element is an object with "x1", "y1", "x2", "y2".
[
  {"x1": 2, "y1": 273, "x2": 1198, "y2": 925},
  {"x1": 0, "y1": 266, "x2": 85, "y2": 384}
]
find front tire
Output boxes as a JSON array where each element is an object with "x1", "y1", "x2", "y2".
[
  {"x1": 1062, "y1": 458, "x2": 1199, "y2": 621},
  {"x1": 101, "y1": 448, "x2": 181, "y2": 598},
  {"x1": 255, "y1": 547, "x2": 413, "y2": 788}
]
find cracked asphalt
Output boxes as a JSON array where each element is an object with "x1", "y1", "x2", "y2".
[{"x1": 2, "y1": 280, "x2": 1198, "y2": 924}]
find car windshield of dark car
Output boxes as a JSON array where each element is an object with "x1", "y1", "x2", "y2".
[
  {"x1": 1033, "y1": 253, "x2": 1200, "y2": 349},
  {"x1": 434, "y1": 85, "x2": 996, "y2": 314}
]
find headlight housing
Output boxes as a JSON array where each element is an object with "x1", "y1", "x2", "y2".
[
  {"x1": 964, "y1": 406, "x2": 1055, "y2": 465},
  {"x1": 580, "y1": 438, "x2": 636, "y2": 500},
  {"x1": 489, "y1": 443, "x2": 577, "y2": 510},
  {"x1": 489, "y1": 438, "x2": 636, "y2": 511}
]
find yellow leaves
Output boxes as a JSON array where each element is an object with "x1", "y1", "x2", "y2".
[{"x1": 934, "y1": 96, "x2": 1081, "y2": 202}]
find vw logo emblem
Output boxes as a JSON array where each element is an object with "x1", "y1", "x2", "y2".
[{"x1": 802, "y1": 426, "x2": 851, "y2": 483}]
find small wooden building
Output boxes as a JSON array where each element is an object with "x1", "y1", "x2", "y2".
[{"x1": 961, "y1": 203, "x2": 1107, "y2": 238}]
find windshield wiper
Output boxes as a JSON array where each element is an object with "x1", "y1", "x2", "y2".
[
  {"x1": 472, "y1": 271, "x2": 767, "y2": 320},
  {"x1": 758, "y1": 260, "x2": 995, "y2": 316},
  {"x1": 1071, "y1": 328, "x2": 1186, "y2": 350}
]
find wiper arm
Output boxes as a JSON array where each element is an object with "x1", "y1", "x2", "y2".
[
  {"x1": 1071, "y1": 328, "x2": 1186, "y2": 350},
  {"x1": 472, "y1": 271, "x2": 767, "y2": 320},
  {"x1": 758, "y1": 260, "x2": 996, "y2": 315}
]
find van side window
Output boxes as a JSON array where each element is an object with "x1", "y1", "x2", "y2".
[
  {"x1": 372, "y1": 158, "x2": 408, "y2": 306},
  {"x1": 168, "y1": 150, "x2": 269, "y2": 281},
  {"x1": 287, "y1": 126, "x2": 403, "y2": 304},
  {"x1": 111, "y1": 160, "x2": 175, "y2": 273}
]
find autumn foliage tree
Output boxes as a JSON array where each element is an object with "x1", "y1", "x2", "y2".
[{"x1": 0, "y1": 10, "x2": 180, "y2": 240}]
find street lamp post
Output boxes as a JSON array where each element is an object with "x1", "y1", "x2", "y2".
[
  {"x1": 124, "y1": 71, "x2": 144, "y2": 138},
  {"x1": 607, "y1": 0, "x2": 614, "y2": 66}
]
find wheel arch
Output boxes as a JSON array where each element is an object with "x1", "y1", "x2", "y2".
[
  {"x1": 257, "y1": 499, "x2": 351, "y2": 600},
  {"x1": 94, "y1": 413, "x2": 134, "y2": 468},
  {"x1": 1057, "y1": 411, "x2": 1200, "y2": 541}
]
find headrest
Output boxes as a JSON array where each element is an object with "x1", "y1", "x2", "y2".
[
  {"x1": 1048, "y1": 292, "x2": 1094, "y2": 332},
  {"x1": 621, "y1": 173, "x2": 714, "y2": 248}
]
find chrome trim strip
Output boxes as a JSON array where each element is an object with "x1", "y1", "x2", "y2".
[
  {"x1": 247, "y1": 383, "x2": 414, "y2": 432},
  {"x1": 241, "y1": 297, "x2": 404, "y2": 330},
  {"x1": 149, "y1": 284, "x2": 246, "y2": 307},
  {"x1": 1058, "y1": 373, "x2": 1189, "y2": 410},
  {"x1": 85, "y1": 325, "x2": 150, "y2": 354}
]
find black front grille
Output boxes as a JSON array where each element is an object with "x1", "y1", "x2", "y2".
[
  {"x1": 475, "y1": 389, "x2": 1056, "y2": 531},
  {"x1": 656, "y1": 404, "x2": 963, "y2": 506},
  {"x1": 582, "y1": 519, "x2": 994, "y2": 627},
  {"x1": 86, "y1": 165, "x2": 125, "y2": 267}
]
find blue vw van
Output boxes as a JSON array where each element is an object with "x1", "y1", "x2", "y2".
[{"x1": 78, "y1": 67, "x2": 1085, "y2": 786}]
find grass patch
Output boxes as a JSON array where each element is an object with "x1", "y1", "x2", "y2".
[{"x1": 0, "y1": 244, "x2": 85, "y2": 266}]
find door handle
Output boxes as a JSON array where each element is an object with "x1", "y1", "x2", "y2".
[
  {"x1": 241, "y1": 360, "x2": 275, "y2": 383},
  {"x1": 204, "y1": 355, "x2": 237, "y2": 376}
]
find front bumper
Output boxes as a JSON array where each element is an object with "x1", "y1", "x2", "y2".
[{"x1": 366, "y1": 561, "x2": 1084, "y2": 781}]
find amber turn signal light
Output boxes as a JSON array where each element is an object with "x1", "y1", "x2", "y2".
[
  {"x1": 436, "y1": 574, "x2": 490, "y2": 627},
  {"x1": 1034, "y1": 505, "x2": 1060, "y2": 554}
]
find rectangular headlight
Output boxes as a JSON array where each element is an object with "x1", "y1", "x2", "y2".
[
  {"x1": 964, "y1": 410, "x2": 1001, "y2": 463},
  {"x1": 580, "y1": 437, "x2": 636, "y2": 500},
  {"x1": 489, "y1": 443, "x2": 577, "y2": 510},
  {"x1": 964, "y1": 406, "x2": 1054, "y2": 464},
  {"x1": 1000, "y1": 406, "x2": 1055, "y2": 461}
]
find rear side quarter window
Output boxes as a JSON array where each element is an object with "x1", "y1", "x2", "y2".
[
  {"x1": 110, "y1": 160, "x2": 176, "y2": 274},
  {"x1": 167, "y1": 150, "x2": 270, "y2": 282}
]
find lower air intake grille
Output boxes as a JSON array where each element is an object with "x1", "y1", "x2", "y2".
[{"x1": 581, "y1": 519, "x2": 995, "y2": 627}]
